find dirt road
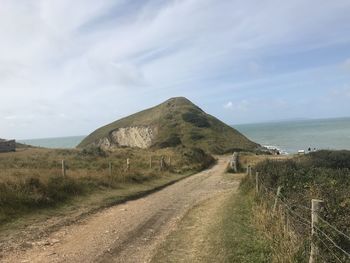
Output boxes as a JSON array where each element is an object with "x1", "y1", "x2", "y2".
[{"x1": 3, "y1": 156, "x2": 240, "y2": 263}]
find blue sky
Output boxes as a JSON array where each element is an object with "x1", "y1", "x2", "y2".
[{"x1": 1, "y1": 0, "x2": 350, "y2": 139}]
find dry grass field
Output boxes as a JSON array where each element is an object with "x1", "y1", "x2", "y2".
[{"x1": 0, "y1": 146, "x2": 214, "y2": 224}]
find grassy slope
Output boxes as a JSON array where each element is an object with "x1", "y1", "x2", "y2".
[{"x1": 78, "y1": 97, "x2": 259, "y2": 154}]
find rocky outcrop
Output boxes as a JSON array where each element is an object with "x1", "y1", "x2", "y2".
[
  {"x1": 93, "y1": 126, "x2": 156, "y2": 150},
  {"x1": 111, "y1": 127, "x2": 155, "y2": 149}
]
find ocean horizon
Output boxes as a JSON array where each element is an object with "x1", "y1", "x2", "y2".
[
  {"x1": 18, "y1": 135, "x2": 86, "y2": 149},
  {"x1": 18, "y1": 116, "x2": 350, "y2": 154}
]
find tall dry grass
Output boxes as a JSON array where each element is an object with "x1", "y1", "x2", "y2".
[
  {"x1": 0, "y1": 146, "x2": 214, "y2": 224},
  {"x1": 240, "y1": 150, "x2": 350, "y2": 262},
  {"x1": 253, "y1": 200, "x2": 306, "y2": 262}
]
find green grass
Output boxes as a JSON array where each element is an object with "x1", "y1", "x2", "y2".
[{"x1": 220, "y1": 189, "x2": 272, "y2": 262}]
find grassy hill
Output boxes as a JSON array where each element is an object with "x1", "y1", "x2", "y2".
[{"x1": 78, "y1": 97, "x2": 259, "y2": 154}]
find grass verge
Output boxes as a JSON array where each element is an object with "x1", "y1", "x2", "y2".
[{"x1": 221, "y1": 188, "x2": 272, "y2": 262}]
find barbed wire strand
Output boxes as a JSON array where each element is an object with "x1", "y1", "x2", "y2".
[
  {"x1": 278, "y1": 197, "x2": 312, "y2": 225},
  {"x1": 316, "y1": 233, "x2": 344, "y2": 263},
  {"x1": 258, "y1": 180, "x2": 347, "y2": 241},
  {"x1": 256, "y1": 171, "x2": 349, "y2": 261},
  {"x1": 278, "y1": 197, "x2": 312, "y2": 213},
  {"x1": 314, "y1": 226, "x2": 350, "y2": 258},
  {"x1": 257, "y1": 178, "x2": 311, "y2": 210},
  {"x1": 281, "y1": 199, "x2": 349, "y2": 261},
  {"x1": 285, "y1": 209, "x2": 312, "y2": 230},
  {"x1": 258, "y1": 182, "x2": 312, "y2": 230},
  {"x1": 318, "y1": 216, "x2": 350, "y2": 242}
]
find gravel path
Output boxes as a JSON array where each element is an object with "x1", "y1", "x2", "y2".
[{"x1": 3, "y1": 156, "x2": 237, "y2": 263}]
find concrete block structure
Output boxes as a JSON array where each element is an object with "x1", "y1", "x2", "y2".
[{"x1": 0, "y1": 139, "x2": 16, "y2": 153}]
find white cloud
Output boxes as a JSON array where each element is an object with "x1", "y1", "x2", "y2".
[
  {"x1": 223, "y1": 100, "x2": 250, "y2": 112},
  {"x1": 224, "y1": 101, "x2": 233, "y2": 109},
  {"x1": 1, "y1": 0, "x2": 350, "y2": 138}
]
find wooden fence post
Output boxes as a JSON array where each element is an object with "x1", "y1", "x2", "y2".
[
  {"x1": 255, "y1": 172, "x2": 259, "y2": 194},
  {"x1": 168, "y1": 156, "x2": 171, "y2": 166},
  {"x1": 149, "y1": 156, "x2": 152, "y2": 169},
  {"x1": 273, "y1": 186, "x2": 282, "y2": 214},
  {"x1": 246, "y1": 165, "x2": 250, "y2": 175},
  {"x1": 309, "y1": 199, "x2": 324, "y2": 263},
  {"x1": 62, "y1": 160, "x2": 66, "y2": 177},
  {"x1": 230, "y1": 152, "x2": 238, "y2": 173},
  {"x1": 126, "y1": 158, "x2": 130, "y2": 171}
]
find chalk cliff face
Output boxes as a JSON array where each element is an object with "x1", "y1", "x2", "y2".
[
  {"x1": 78, "y1": 97, "x2": 260, "y2": 154},
  {"x1": 93, "y1": 126, "x2": 157, "y2": 150},
  {"x1": 111, "y1": 127, "x2": 156, "y2": 149}
]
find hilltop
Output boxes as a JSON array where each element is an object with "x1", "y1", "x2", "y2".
[{"x1": 78, "y1": 97, "x2": 259, "y2": 154}]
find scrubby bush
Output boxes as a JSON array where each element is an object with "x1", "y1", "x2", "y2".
[
  {"x1": 181, "y1": 147, "x2": 215, "y2": 170},
  {"x1": 80, "y1": 146, "x2": 107, "y2": 157},
  {"x1": 157, "y1": 134, "x2": 182, "y2": 148},
  {"x1": 182, "y1": 111, "x2": 210, "y2": 128},
  {"x1": 305, "y1": 150, "x2": 350, "y2": 169},
  {"x1": 190, "y1": 132, "x2": 204, "y2": 141}
]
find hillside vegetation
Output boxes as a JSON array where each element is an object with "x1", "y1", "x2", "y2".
[
  {"x1": 242, "y1": 150, "x2": 350, "y2": 262},
  {"x1": 78, "y1": 97, "x2": 259, "y2": 154}
]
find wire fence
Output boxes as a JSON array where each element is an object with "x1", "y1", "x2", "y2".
[
  {"x1": 0, "y1": 155, "x2": 174, "y2": 177},
  {"x1": 249, "y1": 167, "x2": 350, "y2": 263}
]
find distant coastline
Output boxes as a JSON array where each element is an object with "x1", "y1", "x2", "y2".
[
  {"x1": 233, "y1": 116, "x2": 350, "y2": 126},
  {"x1": 17, "y1": 116, "x2": 350, "y2": 153},
  {"x1": 18, "y1": 135, "x2": 85, "y2": 149},
  {"x1": 235, "y1": 116, "x2": 350, "y2": 154}
]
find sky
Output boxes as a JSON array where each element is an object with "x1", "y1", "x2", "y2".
[{"x1": 1, "y1": 0, "x2": 350, "y2": 139}]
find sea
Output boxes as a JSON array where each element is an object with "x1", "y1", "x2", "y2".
[
  {"x1": 235, "y1": 117, "x2": 350, "y2": 154},
  {"x1": 19, "y1": 136, "x2": 85, "y2": 149},
  {"x1": 18, "y1": 117, "x2": 350, "y2": 154}
]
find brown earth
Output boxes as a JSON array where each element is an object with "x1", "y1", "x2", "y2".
[
  {"x1": 2, "y1": 156, "x2": 240, "y2": 263},
  {"x1": 151, "y1": 189, "x2": 237, "y2": 263}
]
